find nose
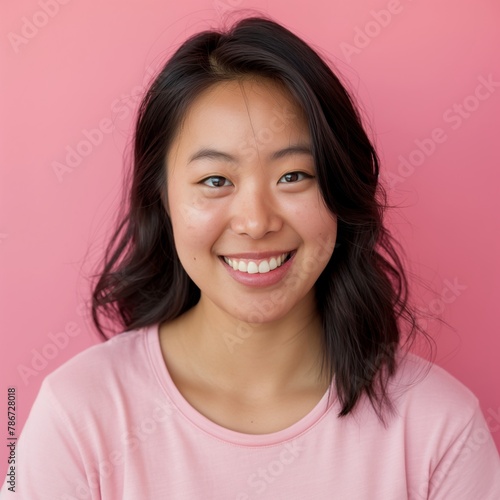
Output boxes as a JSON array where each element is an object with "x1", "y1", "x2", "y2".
[{"x1": 229, "y1": 183, "x2": 283, "y2": 239}]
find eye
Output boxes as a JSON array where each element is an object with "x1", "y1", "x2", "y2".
[
  {"x1": 278, "y1": 171, "x2": 313, "y2": 183},
  {"x1": 200, "y1": 176, "x2": 233, "y2": 188}
]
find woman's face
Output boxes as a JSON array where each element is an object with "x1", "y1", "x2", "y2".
[{"x1": 165, "y1": 78, "x2": 337, "y2": 324}]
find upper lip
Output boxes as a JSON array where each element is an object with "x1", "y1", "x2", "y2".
[{"x1": 220, "y1": 250, "x2": 295, "y2": 259}]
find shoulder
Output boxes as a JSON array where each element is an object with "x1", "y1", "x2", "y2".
[
  {"x1": 352, "y1": 350, "x2": 481, "y2": 432},
  {"x1": 39, "y1": 324, "x2": 159, "y2": 409},
  {"x1": 383, "y1": 351, "x2": 484, "y2": 444},
  {"x1": 392, "y1": 351, "x2": 479, "y2": 412},
  {"x1": 387, "y1": 352, "x2": 500, "y2": 497}
]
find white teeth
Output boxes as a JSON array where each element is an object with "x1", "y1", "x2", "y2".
[
  {"x1": 247, "y1": 262, "x2": 259, "y2": 274},
  {"x1": 258, "y1": 261, "x2": 270, "y2": 273},
  {"x1": 223, "y1": 253, "x2": 290, "y2": 274}
]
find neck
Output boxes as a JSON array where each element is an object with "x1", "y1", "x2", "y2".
[{"x1": 177, "y1": 292, "x2": 329, "y2": 398}]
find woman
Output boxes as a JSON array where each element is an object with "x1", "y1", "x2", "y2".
[{"x1": 2, "y1": 15, "x2": 499, "y2": 499}]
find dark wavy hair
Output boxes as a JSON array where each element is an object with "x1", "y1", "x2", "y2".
[{"x1": 90, "y1": 15, "x2": 435, "y2": 425}]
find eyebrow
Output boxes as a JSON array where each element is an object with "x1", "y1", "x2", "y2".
[{"x1": 187, "y1": 144, "x2": 313, "y2": 164}]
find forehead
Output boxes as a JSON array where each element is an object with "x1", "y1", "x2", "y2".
[
  {"x1": 189, "y1": 76, "x2": 303, "y2": 118},
  {"x1": 168, "y1": 78, "x2": 309, "y2": 157}
]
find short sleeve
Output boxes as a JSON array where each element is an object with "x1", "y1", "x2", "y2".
[
  {"x1": 0, "y1": 378, "x2": 98, "y2": 500},
  {"x1": 428, "y1": 402, "x2": 500, "y2": 499}
]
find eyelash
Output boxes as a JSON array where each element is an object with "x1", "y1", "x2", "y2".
[
  {"x1": 279, "y1": 172, "x2": 312, "y2": 183},
  {"x1": 201, "y1": 176, "x2": 232, "y2": 188},
  {"x1": 200, "y1": 171, "x2": 313, "y2": 188}
]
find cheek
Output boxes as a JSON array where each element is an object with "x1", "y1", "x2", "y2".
[
  {"x1": 169, "y1": 184, "x2": 221, "y2": 228},
  {"x1": 283, "y1": 196, "x2": 337, "y2": 240},
  {"x1": 315, "y1": 208, "x2": 338, "y2": 250},
  {"x1": 169, "y1": 195, "x2": 226, "y2": 256},
  {"x1": 302, "y1": 208, "x2": 338, "y2": 270}
]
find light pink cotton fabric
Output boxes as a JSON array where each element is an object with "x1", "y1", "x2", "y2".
[{"x1": 1, "y1": 324, "x2": 499, "y2": 499}]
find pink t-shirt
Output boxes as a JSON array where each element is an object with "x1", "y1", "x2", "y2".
[{"x1": 1, "y1": 323, "x2": 499, "y2": 499}]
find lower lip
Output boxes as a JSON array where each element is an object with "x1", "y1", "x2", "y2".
[{"x1": 220, "y1": 252, "x2": 296, "y2": 288}]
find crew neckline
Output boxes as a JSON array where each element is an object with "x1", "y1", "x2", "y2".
[{"x1": 145, "y1": 322, "x2": 338, "y2": 447}]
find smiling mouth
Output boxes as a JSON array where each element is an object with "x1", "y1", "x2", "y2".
[{"x1": 221, "y1": 252, "x2": 294, "y2": 274}]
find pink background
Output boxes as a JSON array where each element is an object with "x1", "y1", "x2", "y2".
[{"x1": 1, "y1": 0, "x2": 499, "y2": 477}]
